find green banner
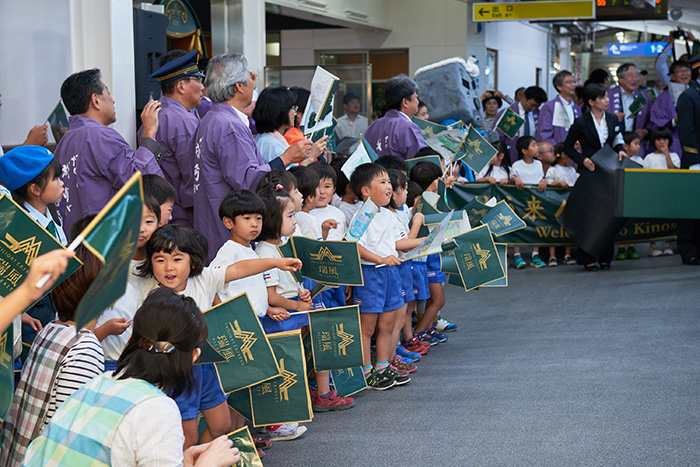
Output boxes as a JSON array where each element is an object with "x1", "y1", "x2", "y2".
[
  {"x1": 278, "y1": 237, "x2": 363, "y2": 286},
  {"x1": 495, "y1": 107, "x2": 524, "y2": 140},
  {"x1": 203, "y1": 294, "x2": 280, "y2": 393},
  {"x1": 0, "y1": 195, "x2": 82, "y2": 301},
  {"x1": 452, "y1": 225, "x2": 505, "y2": 291},
  {"x1": 47, "y1": 100, "x2": 69, "y2": 144},
  {"x1": 480, "y1": 200, "x2": 527, "y2": 236},
  {"x1": 227, "y1": 426, "x2": 263, "y2": 467},
  {"x1": 248, "y1": 330, "x2": 313, "y2": 427},
  {"x1": 302, "y1": 331, "x2": 314, "y2": 377},
  {"x1": 406, "y1": 155, "x2": 443, "y2": 171},
  {"x1": 456, "y1": 125, "x2": 497, "y2": 174},
  {"x1": 307, "y1": 306, "x2": 363, "y2": 371},
  {"x1": 0, "y1": 326, "x2": 12, "y2": 422},
  {"x1": 330, "y1": 366, "x2": 367, "y2": 397},
  {"x1": 411, "y1": 116, "x2": 448, "y2": 140},
  {"x1": 227, "y1": 388, "x2": 253, "y2": 423},
  {"x1": 447, "y1": 183, "x2": 677, "y2": 246},
  {"x1": 74, "y1": 174, "x2": 143, "y2": 329},
  {"x1": 629, "y1": 93, "x2": 647, "y2": 116}
]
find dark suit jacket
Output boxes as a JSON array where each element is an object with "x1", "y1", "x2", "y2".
[
  {"x1": 677, "y1": 80, "x2": 700, "y2": 168},
  {"x1": 563, "y1": 112, "x2": 624, "y2": 166}
]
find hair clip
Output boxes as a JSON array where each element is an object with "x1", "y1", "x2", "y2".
[
  {"x1": 275, "y1": 184, "x2": 284, "y2": 191},
  {"x1": 137, "y1": 337, "x2": 176, "y2": 354}
]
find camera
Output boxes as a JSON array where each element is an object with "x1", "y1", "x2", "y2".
[{"x1": 671, "y1": 27, "x2": 688, "y2": 40}]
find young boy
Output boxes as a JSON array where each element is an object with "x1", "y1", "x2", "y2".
[
  {"x1": 143, "y1": 174, "x2": 177, "y2": 227},
  {"x1": 349, "y1": 163, "x2": 410, "y2": 390},
  {"x1": 510, "y1": 135, "x2": 547, "y2": 269},
  {"x1": 329, "y1": 156, "x2": 361, "y2": 226},
  {"x1": 288, "y1": 166, "x2": 326, "y2": 240}
]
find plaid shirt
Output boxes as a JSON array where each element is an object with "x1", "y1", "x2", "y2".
[{"x1": 1, "y1": 323, "x2": 86, "y2": 466}]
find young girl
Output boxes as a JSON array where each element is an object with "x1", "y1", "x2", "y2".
[
  {"x1": 136, "y1": 224, "x2": 301, "y2": 449},
  {"x1": 617, "y1": 133, "x2": 642, "y2": 261},
  {"x1": 545, "y1": 143, "x2": 579, "y2": 267},
  {"x1": 645, "y1": 128, "x2": 679, "y2": 257},
  {"x1": 475, "y1": 141, "x2": 511, "y2": 185}
]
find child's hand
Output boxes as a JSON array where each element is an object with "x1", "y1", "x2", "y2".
[
  {"x1": 486, "y1": 176, "x2": 497, "y2": 185},
  {"x1": 497, "y1": 178, "x2": 508, "y2": 186},
  {"x1": 537, "y1": 178, "x2": 547, "y2": 192},
  {"x1": 21, "y1": 312, "x2": 42, "y2": 332},
  {"x1": 98, "y1": 318, "x2": 130, "y2": 337},
  {"x1": 513, "y1": 177, "x2": 524, "y2": 190},
  {"x1": 298, "y1": 288, "x2": 312, "y2": 303},
  {"x1": 267, "y1": 306, "x2": 290, "y2": 322},
  {"x1": 558, "y1": 181, "x2": 569, "y2": 188},
  {"x1": 322, "y1": 219, "x2": 338, "y2": 231},
  {"x1": 345, "y1": 285, "x2": 352, "y2": 302},
  {"x1": 618, "y1": 150, "x2": 629, "y2": 161},
  {"x1": 444, "y1": 174, "x2": 456, "y2": 188},
  {"x1": 295, "y1": 300, "x2": 313, "y2": 312},
  {"x1": 277, "y1": 258, "x2": 302, "y2": 271},
  {"x1": 380, "y1": 255, "x2": 402, "y2": 266},
  {"x1": 412, "y1": 212, "x2": 424, "y2": 226}
]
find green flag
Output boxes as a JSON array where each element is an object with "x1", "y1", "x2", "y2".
[
  {"x1": 628, "y1": 93, "x2": 647, "y2": 116},
  {"x1": 276, "y1": 240, "x2": 303, "y2": 284},
  {"x1": 0, "y1": 326, "x2": 13, "y2": 422},
  {"x1": 496, "y1": 107, "x2": 525, "y2": 140},
  {"x1": 480, "y1": 200, "x2": 526, "y2": 236},
  {"x1": 436, "y1": 179, "x2": 451, "y2": 212},
  {"x1": 341, "y1": 135, "x2": 378, "y2": 180},
  {"x1": 455, "y1": 125, "x2": 498, "y2": 175},
  {"x1": 411, "y1": 116, "x2": 447, "y2": 140},
  {"x1": 227, "y1": 388, "x2": 253, "y2": 422},
  {"x1": 482, "y1": 243, "x2": 508, "y2": 287},
  {"x1": 203, "y1": 294, "x2": 280, "y2": 393},
  {"x1": 278, "y1": 237, "x2": 363, "y2": 286},
  {"x1": 47, "y1": 100, "x2": 69, "y2": 144},
  {"x1": 406, "y1": 155, "x2": 444, "y2": 172},
  {"x1": 227, "y1": 426, "x2": 263, "y2": 467},
  {"x1": 300, "y1": 66, "x2": 339, "y2": 135},
  {"x1": 425, "y1": 129, "x2": 467, "y2": 163},
  {"x1": 451, "y1": 225, "x2": 505, "y2": 291},
  {"x1": 73, "y1": 174, "x2": 143, "y2": 329},
  {"x1": 248, "y1": 330, "x2": 313, "y2": 426},
  {"x1": 463, "y1": 196, "x2": 495, "y2": 226},
  {"x1": 330, "y1": 366, "x2": 367, "y2": 397},
  {"x1": 302, "y1": 332, "x2": 314, "y2": 377},
  {"x1": 0, "y1": 195, "x2": 82, "y2": 301},
  {"x1": 446, "y1": 273, "x2": 465, "y2": 288},
  {"x1": 307, "y1": 305, "x2": 363, "y2": 371}
]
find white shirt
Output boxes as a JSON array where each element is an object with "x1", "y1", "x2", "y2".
[
  {"x1": 334, "y1": 200, "x2": 362, "y2": 226},
  {"x1": 294, "y1": 211, "x2": 322, "y2": 240},
  {"x1": 335, "y1": 114, "x2": 369, "y2": 141},
  {"x1": 546, "y1": 164, "x2": 579, "y2": 187},
  {"x1": 23, "y1": 202, "x2": 67, "y2": 246},
  {"x1": 309, "y1": 205, "x2": 347, "y2": 240},
  {"x1": 352, "y1": 206, "x2": 400, "y2": 265},
  {"x1": 256, "y1": 241, "x2": 300, "y2": 299},
  {"x1": 518, "y1": 102, "x2": 536, "y2": 138},
  {"x1": 233, "y1": 105, "x2": 250, "y2": 128},
  {"x1": 477, "y1": 164, "x2": 510, "y2": 182},
  {"x1": 511, "y1": 159, "x2": 544, "y2": 185},
  {"x1": 391, "y1": 208, "x2": 411, "y2": 259},
  {"x1": 175, "y1": 265, "x2": 228, "y2": 311},
  {"x1": 211, "y1": 240, "x2": 269, "y2": 317},
  {"x1": 643, "y1": 152, "x2": 680, "y2": 170},
  {"x1": 621, "y1": 89, "x2": 636, "y2": 133},
  {"x1": 561, "y1": 96, "x2": 575, "y2": 127}
]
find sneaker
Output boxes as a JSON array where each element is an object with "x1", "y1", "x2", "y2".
[
  {"x1": 415, "y1": 331, "x2": 439, "y2": 346},
  {"x1": 267, "y1": 424, "x2": 307, "y2": 441},
  {"x1": 365, "y1": 367, "x2": 396, "y2": 390},
  {"x1": 627, "y1": 246, "x2": 640, "y2": 259},
  {"x1": 396, "y1": 345, "x2": 421, "y2": 361},
  {"x1": 547, "y1": 256, "x2": 558, "y2": 267},
  {"x1": 530, "y1": 254, "x2": 546, "y2": 268},
  {"x1": 382, "y1": 366, "x2": 410, "y2": 386},
  {"x1": 403, "y1": 337, "x2": 429, "y2": 354},
  {"x1": 649, "y1": 244, "x2": 663, "y2": 257},
  {"x1": 313, "y1": 389, "x2": 355, "y2": 412},
  {"x1": 564, "y1": 255, "x2": 576, "y2": 265},
  {"x1": 513, "y1": 255, "x2": 526, "y2": 269},
  {"x1": 392, "y1": 355, "x2": 417, "y2": 374},
  {"x1": 435, "y1": 318, "x2": 457, "y2": 332},
  {"x1": 254, "y1": 438, "x2": 272, "y2": 450},
  {"x1": 616, "y1": 247, "x2": 627, "y2": 260},
  {"x1": 427, "y1": 328, "x2": 448, "y2": 343},
  {"x1": 258, "y1": 449, "x2": 265, "y2": 459},
  {"x1": 398, "y1": 356, "x2": 416, "y2": 366},
  {"x1": 663, "y1": 242, "x2": 674, "y2": 256}
]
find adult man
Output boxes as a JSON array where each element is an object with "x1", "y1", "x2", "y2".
[
  {"x1": 334, "y1": 92, "x2": 368, "y2": 154},
  {"x1": 607, "y1": 63, "x2": 651, "y2": 140},
  {"x1": 55, "y1": 69, "x2": 164, "y2": 233},
  {"x1": 676, "y1": 55, "x2": 700, "y2": 264},
  {"x1": 193, "y1": 54, "x2": 312, "y2": 261},
  {"x1": 649, "y1": 60, "x2": 692, "y2": 158},
  {"x1": 364, "y1": 75, "x2": 426, "y2": 160},
  {"x1": 496, "y1": 86, "x2": 547, "y2": 163},
  {"x1": 536, "y1": 70, "x2": 581, "y2": 145},
  {"x1": 142, "y1": 49, "x2": 205, "y2": 227}
]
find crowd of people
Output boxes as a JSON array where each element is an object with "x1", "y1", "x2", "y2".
[{"x1": 1, "y1": 31, "x2": 700, "y2": 465}]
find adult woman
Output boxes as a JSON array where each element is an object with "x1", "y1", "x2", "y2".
[
  {"x1": 480, "y1": 92, "x2": 503, "y2": 142},
  {"x1": 563, "y1": 83, "x2": 627, "y2": 271},
  {"x1": 21, "y1": 288, "x2": 240, "y2": 467}
]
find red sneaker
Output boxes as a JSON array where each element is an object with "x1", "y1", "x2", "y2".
[
  {"x1": 403, "y1": 337, "x2": 429, "y2": 354},
  {"x1": 313, "y1": 389, "x2": 356, "y2": 412}
]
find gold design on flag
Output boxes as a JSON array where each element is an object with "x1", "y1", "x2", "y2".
[
  {"x1": 474, "y1": 244, "x2": 492, "y2": 270},
  {"x1": 467, "y1": 138, "x2": 483, "y2": 155},
  {"x1": 523, "y1": 196, "x2": 547, "y2": 222},
  {"x1": 0, "y1": 333, "x2": 10, "y2": 367},
  {"x1": 554, "y1": 200, "x2": 567, "y2": 218},
  {"x1": 231, "y1": 320, "x2": 257, "y2": 363},
  {"x1": 496, "y1": 212, "x2": 513, "y2": 226},
  {"x1": 423, "y1": 127, "x2": 435, "y2": 138},
  {"x1": 309, "y1": 246, "x2": 343, "y2": 262},
  {"x1": 278, "y1": 358, "x2": 297, "y2": 402},
  {"x1": 506, "y1": 115, "x2": 516, "y2": 126},
  {"x1": 0, "y1": 234, "x2": 41, "y2": 265},
  {"x1": 335, "y1": 323, "x2": 354, "y2": 356}
]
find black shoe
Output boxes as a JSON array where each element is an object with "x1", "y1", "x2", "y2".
[
  {"x1": 365, "y1": 368, "x2": 396, "y2": 390},
  {"x1": 381, "y1": 367, "x2": 410, "y2": 386},
  {"x1": 583, "y1": 264, "x2": 598, "y2": 271},
  {"x1": 599, "y1": 263, "x2": 611, "y2": 270},
  {"x1": 682, "y1": 257, "x2": 700, "y2": 265}
]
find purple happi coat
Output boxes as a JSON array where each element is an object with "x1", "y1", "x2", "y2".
[
  {"x1": 535, "y1": 95, "x2": 581, "y2": 145},
  {"x1": 649, "y1": 88, "x2": 682, "y2": 156},
  {"x1": 55, "y1": 115, "x2": 164, "y2": 234},
  {"x1": 607, "y1": 86, "x2": 651, "y2": 157},
  {"x1": 363, "y1": 109, "x2": 426, "y2": 160}
]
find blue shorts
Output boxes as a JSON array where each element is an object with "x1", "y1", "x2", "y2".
[
  {"x1": 399, "y1": 261, "x2": 414, "y2": 304},
  {"x1": 353, "y1": 264, "x2": 404, "y2": 313},
  {"x1": 262, "y1": 295, "x2": 314, "y2": 334},
  {"x1": 427, "y1": 253, "x2": 446, "y2": 283},
  {"x1": 411, "y1": 261, "x2": 430, "y2": 301},
  {"x1": 321, "y1": 285, "x2": 346, "y2": 309},
  {"x1": 174, "y1": 363, "x2": 227, "y2": 420}
]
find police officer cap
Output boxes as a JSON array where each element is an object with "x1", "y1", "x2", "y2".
[
  {"x1": 0, "y1": 145, "x2": 55, "y2": 192},
  {"x1": 151, "y1": 50, "x2": 205, "y2": 84},
  {"x1": 689, "y1": 54, "x2": 700, "y2": 70}
]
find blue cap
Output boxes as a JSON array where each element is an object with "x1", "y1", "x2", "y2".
[
  {"x1": 151, "y1": 50, "x2": 205, "y2": 84},
  {"x1": 0, "y1": 145, "x2": 55, "y2": 192}
]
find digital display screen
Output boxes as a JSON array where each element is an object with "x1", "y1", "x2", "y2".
[{"x1": 596, "y1": 0, "x2": 668, "y2": 21}]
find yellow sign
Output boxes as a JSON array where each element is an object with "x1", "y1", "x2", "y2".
[{"x1": 473, "y1": 1, "x2": 595, "y2": 22}]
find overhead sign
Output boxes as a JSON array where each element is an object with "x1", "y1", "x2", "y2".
[
  {"x1": 473, "y1": 0, "x2": 595, "y2": 22},
  {"x1": 607, "y1": 42, "x2": 666, "y2": 57}
]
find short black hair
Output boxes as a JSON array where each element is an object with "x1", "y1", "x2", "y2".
[
  {"x1": 159, "y1": 50, "x2": 189, "y2": 94},
  {"x1": 289, "y1": 87, "x2": 310, "y2": 115},
  {"x1": 650, "y1": 127, "x2": 673, "y2": 147},
  {"x1": 143, "y1": 174, "x2": 177, "y2": 206},
  {"x1": 61, "y1": 69, "x2": 105, "y2": 115},
  {"x1": 11, "y1": 157, "x2": 61, "y2": 206},
  {"x1": 70, "y1": 214, "x2": 96, "y2": 243},
  {"x1": 138, "y1": 224, "x2": 207, "y2": 278},
  {"x1": 219, "y1": 189, "x2": 265, "y2": 221},
  {"x1": 524, "y1": 86, "x2": 547, "y2": 104},
  {"x1": 586, "y1": 68, "x2": 609, "y2": 86},
  {"x1": 350, "y1": 163, "x2": 388, "y2": 200},
  {"x1": 330, "y1": 156, "x2": 350, "y2": 196},
  {"x1": 554, "y1": 142, "x2": 566, "y2": 158},
  {"x1": 144, "y1": 194, "x2": 162, "y2": 224},
  {"x1": 483, "y1": 141, "x2": 511, "y2": 179},
  {"x1": 343, "y1": 92, "x2": 360, "y2": 105},
  {"x1": 622, "y1": 131, "x2": 640, "y2": 146},
  {"x1": 256, "y1": 183, "x2": 292, "y2": 242},
  {"x1": 288, "y1": 165, "x2": 319, "y2": 205},
  {"x1": 384, "y1": 75, "x2": 419, "y2": 112},
  {"x1": 409, "y1": 161, "x2": 442, "y2": 191},
  {"x1": 375, "y1": 155, "x2": 409, "y2": 175},
  {"x1": 669, "y1": 60, "x2": 691, "y2": 75},
  {"x1": 516, "y1": 135, "x2": 536, "y2": 156},
  {"x1": 406, "y1": 181, "x2": 423, "y2": 208},
  {"x1": 482, "y1": 94, "x2": 503, "y2": 109},
  {"x1": 387, "y1": 169, "x2": 408, "y2": 209},
  {"x1": 253, "y1": 86, "x2": 296, "y2": 133},
  {"x1": 583, "y1": 83, "x2": 607, "y2": 105},
  {"x1": 257, "y1": 168, "x2": 297, "y2": 193},
  {"x1": 309, "y1": 161, "x2": 337, "y2": 187}
]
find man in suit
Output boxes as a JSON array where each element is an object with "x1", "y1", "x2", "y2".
[
  {"x1": 496, "y1": 86, "x2": 547, "y2": 163},
  {"x1": 607, "y1": 63, "x2": 651, "y2": 156},
  {"x1": 536, "y1": 70, "x2": 581, "y2": 145},
  {"x1": 676, "y1": 55, "x2": 700, "y2": 264}
]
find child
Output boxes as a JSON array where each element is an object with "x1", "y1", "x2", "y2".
[
  {"x1": 510, "y1": 135, "x2": 547, "y2": 269},
  {"x1": 258, "y1": 169, "x2": 304, "y2": 213},
  {"x1": 330, "y1": 156, "x2": 361, "y2": 225},
  {"x1": 645, "y1": 128, "x2": 679, "y2": 257},
  {"x1": 143, "y1": 174, "x2": 177, "y2": 227},
  {"x1": 617, "y1": 133, "x2": 642, "y2": 261},
  {"x1": 537, "y1": 141, "x2": 556, "y2": 175},
  {"x1": 349, "y1": 163, "x2": 410, "y2": 390},
  {"x1": 475, "y1": 141, "x2": 511, "y2": 185},
  {"x1": 545, "y1": 143, "x2": 579, "y2": 267},
  {"x1": 136, "y1": 224, "x2": 302, "y2": 448}
]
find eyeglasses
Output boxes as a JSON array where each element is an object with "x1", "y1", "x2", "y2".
[
  {"x1": 182, "y1": 76, "x2": 204, "y2": 84},
  {"x1": 137, "y1": 337, "x2": 176, "y2": 354}
]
